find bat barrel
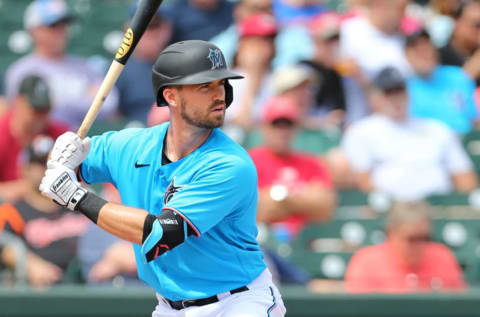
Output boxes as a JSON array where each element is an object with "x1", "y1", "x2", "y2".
[
  {"x1": 76, "y1": 0, "x2": 164, "y2": 138},
  {"x1": 115, "y1": 0, "x2": 164, "y2": 65}
]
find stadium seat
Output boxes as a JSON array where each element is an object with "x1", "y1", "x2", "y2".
[
  {"x1": 290, "y1": 250, "x2": 352, "y2": 280},
  {"x1": 336, "y1": 190, "x2": 392, "y2": 218},
  {"x1": 288, "y1": 219, "x2": 385, "y2": 279},
  {"x1": 432, "y1": 219, "x2": 480, "y2": 284},
  {"x1": 427, "y1": 193, "x2": 470, "y2": 206}
]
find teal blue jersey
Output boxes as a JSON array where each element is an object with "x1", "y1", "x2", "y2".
[{"x1": 80, "y1": 122, "x2": 266, "y2": 300}]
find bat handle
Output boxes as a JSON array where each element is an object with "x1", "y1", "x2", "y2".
[{"x1": 77, "y1": 60, "x2": 125, "y2": 139}]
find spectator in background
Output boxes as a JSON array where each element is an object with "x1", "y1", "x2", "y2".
[
  {"x1": 406, "y1": 29, "x2": 479, "y2": 134},
  {"x1": 0, "y1": 136, "x2": 88, "y2": 287},
  {"x1": 439, "y1": 0, "x2": 480, "y2": 82},
  {"x1": 116, "y1": 4, "x2": 172, "y2": 125},
  {"x1": 77, "y1": 224, "x2": 140, "y2": 286},
  {"x1": 0, "y1": 75, "x2": 68, "y2": 202},
  {"x1": 269, "y1": 65, "x2": 321, "y2": 129},
  {"x1": 424, "y1": 0, "x2": 460, "y2": 47},
  {"x1": 342, "y1": 0, "x2": 369, "y2": 19},
  {"x1": 301, "y1": 12, "x2": 347, "y2": 128},
  {"x1": 77, "y1": 182, "x2": 140, "y2": 286},
  {"x1": 340, "y1": 0, "x2": 410, "y2": 123},
  {"x1": 249, "y1": 96, "x2": 335, "y2": 241},
  {"x1": 162, "y1": 0, "x2": 235, "y2": 43},
  {"x1": 342, "y1": 67, "x2": 477, "y2": 201},
  {"x1": 5, "y1": 0, "x2": 118, "y2": 129},
  {"x1": 225, "y1": 13, "x2": 278, "y2": 133},
  {"x1": 345, "y1": 202, "x2": 466, "y2": 293},
  {"x1": 272, "y1": 0, "x2": 326, "y2": 26},
  {"x1": 211, "y1": 0, "x2": 273, "y2": 66}
]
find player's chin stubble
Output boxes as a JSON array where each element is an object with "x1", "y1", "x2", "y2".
[{"x1": 180, "y1": 97, "x2": 225, "y2": 129}]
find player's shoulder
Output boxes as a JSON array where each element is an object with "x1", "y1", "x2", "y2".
[{"x1": 199, "y1": 128, "x2": 257, "y2": 173}]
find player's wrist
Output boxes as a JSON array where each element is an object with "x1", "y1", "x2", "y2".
[
  {"x1": 68, "y1": 187, "x2": 88, "y2": 211},
  {"x1": 75, "y1": 192, "x2": 108, "y2": 224}
]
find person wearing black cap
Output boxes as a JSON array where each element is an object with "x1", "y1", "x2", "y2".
[
  {"x1": 342, "y1": 66, "x2": 477, "y2": 201},
  {"x1": 40, "y1": 41, "x2": 286, "y2": 316},
  {"x1": 0, "y1": 135, "x2": 88, "y2": 287},
  {"x1": 405, "y1": 28, "x2": 479, "y2": 134},
  {"x1": 0, "y1": 75, "x2": 68, "y2": 202}
]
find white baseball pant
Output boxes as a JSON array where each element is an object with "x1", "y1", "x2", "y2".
[{"x1": 152, "y1": 269, "x2": 286, "y2": 317}]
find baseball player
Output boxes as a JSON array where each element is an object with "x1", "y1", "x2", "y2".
[{"x1": 39, "y1": 40, "x2": 286, "y2": 316}]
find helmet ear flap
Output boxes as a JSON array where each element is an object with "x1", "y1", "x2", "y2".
[{"x1": 225, "y1": 80, "x2": 233, "y2": 108}]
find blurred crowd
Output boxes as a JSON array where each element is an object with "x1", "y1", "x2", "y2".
[{"x1": 1, "y1": 0, "x2": 480, "y2": 294}]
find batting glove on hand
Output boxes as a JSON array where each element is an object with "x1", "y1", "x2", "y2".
[
  {"x1": 39, "y1": 165, "x2": 88, "y2": 211},
  {"x1": 48, "y1": 132, "x2": 90, "y2": 169}
]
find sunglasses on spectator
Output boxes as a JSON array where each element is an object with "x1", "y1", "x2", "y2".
[
  {"x1": 270, "y1": 118, "x2": 296, "y2": 128},
  {"x1": 47, "y1": 20, "x2": 68, "y2": 28},
  {"x1": 466, "y1": 19, "x2": 480, "y2": 30},
  {"x1": 383, "y1": 86, "x2": 406, "y2": 95},
  {"x1": 406, "y1": 234, "x2": 430, "y2": 243}
]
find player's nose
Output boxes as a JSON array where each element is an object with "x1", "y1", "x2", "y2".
[{"x1": 212, "y1": 81, "x2": 226, "y2": 102}]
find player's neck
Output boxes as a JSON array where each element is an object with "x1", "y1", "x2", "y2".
[{"x1": 164, "y1": 122, "x2": 211, "y2": 162}]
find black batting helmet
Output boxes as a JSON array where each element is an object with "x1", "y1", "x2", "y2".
[{"x1": 152, "y1": 40, "x2": 243, "y2": 107}]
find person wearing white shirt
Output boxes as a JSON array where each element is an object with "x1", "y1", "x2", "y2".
[
  {"x1": 339, "y1": 0, "x2": 411, "y2": 123},
  {"x1": 342, "y1": 66, "x2": 477, "y2": 201}
]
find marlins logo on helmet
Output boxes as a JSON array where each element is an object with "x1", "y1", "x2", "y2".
[{"x1": 207, "y1": 48, "x2": 224, "y2": 70}]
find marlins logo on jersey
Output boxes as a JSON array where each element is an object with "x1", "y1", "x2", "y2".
[
  {"x1": 207, "y1": 48, "x2": 224, "y2": 70},
  {"x1": 163, "y1": 177, "x2": 185, "y2": 204}
]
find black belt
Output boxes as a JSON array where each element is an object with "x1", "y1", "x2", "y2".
[{"x1": 164, "y1": 286, "x2": 249, "y2": 310}]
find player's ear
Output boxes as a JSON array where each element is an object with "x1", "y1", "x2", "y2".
[{"x1": 163, "y1": 87, "x2": 177, "y2": 108}]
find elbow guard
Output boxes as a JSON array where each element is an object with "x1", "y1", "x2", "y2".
[{"x1": 143, "y1": 209, "x2": 195, "y2": 262}]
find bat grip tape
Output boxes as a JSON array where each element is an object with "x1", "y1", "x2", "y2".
[{"x1": 75, "y1": 192, "x2": 107, "y2": 224}]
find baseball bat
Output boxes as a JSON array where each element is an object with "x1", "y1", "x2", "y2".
[{"x1": 77, "y1": 0, "x2": 164, "y2": 139}]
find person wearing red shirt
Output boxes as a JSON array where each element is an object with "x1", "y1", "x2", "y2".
[
  {"x1": 249, "y1": 95, "x2": 335, "y2": 240},
  {"x1": 345, "y1": 201, "x2": 466, "y2": 293},
  {"x1": 0, "y1": 75, "x2": 68, "y2": 202}
]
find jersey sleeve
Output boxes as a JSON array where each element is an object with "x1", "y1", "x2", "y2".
[
  {"x1": 80, "y1": 131, "x2": 116, "y2": 185},
  {"x1": 164, "y1": 156, "x2": 257, "y2": 235},
  {"x1": 80, "y1": 129, "x2": 141, "y2": 185}
]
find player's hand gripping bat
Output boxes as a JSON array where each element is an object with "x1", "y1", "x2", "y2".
[{"x1": 76, "y1": 0, "x2": 164, "y2": 139}]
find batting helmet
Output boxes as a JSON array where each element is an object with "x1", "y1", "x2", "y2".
[{"x1": 152, "y1": 40, "x2": 243, "y2": 107}]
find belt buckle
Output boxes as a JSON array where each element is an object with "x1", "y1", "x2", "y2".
[{"x1": 181, "y1": 299, "x2": 196, "y2": 308}]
